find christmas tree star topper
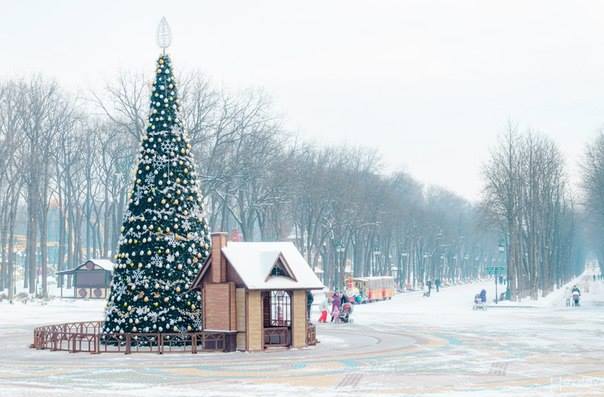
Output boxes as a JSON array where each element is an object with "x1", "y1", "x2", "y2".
[{"x1": 156, "y1": 17, "x2": 172, "y2": 52}]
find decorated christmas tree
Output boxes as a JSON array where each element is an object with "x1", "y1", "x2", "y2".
[{"x1": 103, "y1": 19, "x2": 210, "y2": 335}]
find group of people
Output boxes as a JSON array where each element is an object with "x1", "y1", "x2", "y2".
[
  {"x1": 317, "y1": 291, "x2": 353, "y2": 323},
  {"x1": 424, "y1": 278, "x2": 442, "y2": 297}
]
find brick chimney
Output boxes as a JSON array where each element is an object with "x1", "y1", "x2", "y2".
[{"x1": 210, "y1": 232, "x2": 228, "y2": 283}]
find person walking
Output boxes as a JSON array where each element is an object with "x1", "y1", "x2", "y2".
[
  {"x1": 318, "y1": 300, "x2": 328, "y2": 323},
  {"x1": 306, "y1": 290, "x2": 314, "y2": 320},
  {"x1": 571, "y1": 285, "x2": 581, "y2": 307},
  {"x1": 479, "y1": 289, "x2": 487, "y2": 304},
  {"x1": 330, "y1": 292, "x2": 341, "y2": 322},
  {"x1": 331, "y1": 304, "x2": 340, "y2": 323}
]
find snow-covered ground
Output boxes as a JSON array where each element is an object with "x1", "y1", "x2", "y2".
[{"x1": 1, "y1": 272, "x2": 603, "y2": 397}]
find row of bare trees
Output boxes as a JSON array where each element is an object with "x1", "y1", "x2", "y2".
[
  {"x1": 482, "y1": 125, "x2": 585, "y2": 300},
  {"x1": 0, "y1": 78, "x2": 137, "y2": 299},
  {"x1": 0, "y1": 72, "x2": 506, "y2": 298},
  {"x1": 582, "y1": 132, "x2": 604, "y2": 275}
]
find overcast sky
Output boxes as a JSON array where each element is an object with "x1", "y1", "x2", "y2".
[{"x1": 3, "y1": 0, "x2": 604, "y2": 201}]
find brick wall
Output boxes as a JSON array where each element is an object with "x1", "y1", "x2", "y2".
[
  {"x1": 291, "y1": 290, "x2": 307, "y2": 348},
  {"x1": 210, "y1": 233, "x2": 227, "y2": 283},
  {"x1": 203, "y1": 282, "x2": 235, "y2": 331}
]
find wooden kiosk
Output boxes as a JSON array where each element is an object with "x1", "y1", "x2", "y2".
[
  {"x1": 56, "y1": 259, "x2": 114, "y2": 299},
  {"x1": 190, "y1": 232, "x2": 324, "y2": 352}
]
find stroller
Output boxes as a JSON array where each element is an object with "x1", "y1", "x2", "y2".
[
  {"x1": 473, "y1": 293, "x2": 487, "y2": 311},
  {"x1": 339, "y1": 302, "x2": 354, "y2": 323}
]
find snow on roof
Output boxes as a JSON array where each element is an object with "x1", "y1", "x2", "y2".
[
  {"x1": 56, "y1": 259, "x2": 115, "y2": 275},
  {"x1": 222, "y1": 242, "x2": 324, "y2": 290},
  {"x1": 352, "y1": 276, "x2": 394, "y2": 281},
  {"x1": 86, "y1": 259, "x2": 115, "y2": 271}
]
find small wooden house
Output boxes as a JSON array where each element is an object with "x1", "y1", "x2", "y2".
[
  {"x1": 190, "y1": 232, "x2": 324, "y2": 352},
  {"x1": 56, "y1": 259, "x2": 114, "y2": 299}
]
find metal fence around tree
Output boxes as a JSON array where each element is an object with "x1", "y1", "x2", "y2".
[{"x1": 31, "y1": 321, "x2": 233, "y2": 354}]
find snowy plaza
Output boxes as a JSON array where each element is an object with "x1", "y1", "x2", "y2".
[
  {"x1": 4, "y1": 4, "x2": 604, "y2": 397},
  {"x1": 2, "y1": 276, "x2": 604, "y2": 397}
]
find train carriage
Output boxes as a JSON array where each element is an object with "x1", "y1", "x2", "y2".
[{"x1": 351, "y1": 276, "x2": 395, "y2": 303}]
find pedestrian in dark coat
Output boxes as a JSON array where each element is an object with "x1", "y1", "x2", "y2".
[
  {"x1": 306, "y1": 290, "x2": 314, "y2": 320},
  {"x1": 479, "y1": 289, "x2": 487, "y2": 303},
  {"x1": 341, "y1": 292, "x2": 348, "y2": 305}
]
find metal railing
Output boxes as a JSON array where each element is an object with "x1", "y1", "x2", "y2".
[
  {"x1": 263, "y1": 326, "x2": 290, "y2": 347},
  {"x1": 32, "y1": 321, "x2": 229, "y2": 354},
  {"x1": 33, "y1": 321, "x2": 318, "y2": 353}
]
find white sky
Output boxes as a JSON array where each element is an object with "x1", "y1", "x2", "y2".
[{"x1": 3, "y1": 0, "x2": 604, "y2": 201}]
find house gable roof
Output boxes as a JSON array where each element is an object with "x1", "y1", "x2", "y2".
[
  {"x1": 57, "y1": 259, "x2": 115, "y2": 275},
  {"x1": 221, "y1": 242, "x2": 324, "y2": 290},
  {"x1": 189, "y1": 257, "x2": 211, "y2": 290}
]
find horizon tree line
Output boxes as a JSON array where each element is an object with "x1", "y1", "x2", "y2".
[{"x1": 0, "y1": 73, "x2": 590, "y2": 299}]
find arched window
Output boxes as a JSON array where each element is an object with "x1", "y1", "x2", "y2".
[{"x1": 263, "y1": 290, "x2": 291, "y2": 327}]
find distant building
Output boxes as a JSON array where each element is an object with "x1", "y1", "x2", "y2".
[{"x1": 56, "y1": 259, "x2": 114, "y2": 299}]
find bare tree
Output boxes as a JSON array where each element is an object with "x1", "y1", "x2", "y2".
[
  {"x1": 582, "y1": 132, "x2": 604, "y2": 275},
  {"x1": 92, "y1": 72, "x2": 148, "y2": 140},
  {"x1": 483, "y1": 126, "x2": 581, "y2": 299}
]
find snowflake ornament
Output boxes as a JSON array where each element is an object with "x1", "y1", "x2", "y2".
[
  {"x1": 165, "y1": 234, "x2": 179, "y2": 248},
  {"x1": 131, "y1": 269, "x2": 145, "y2": 284},
  {"x1": 113, "y1": 280, "x2": 127, "y2": 298},
  {"x1": 153, "y1": 155, "x2": 167, "y2": 170},
  {"x1": 150, "y1": 254, "x2": 163, "y2": 268},
  {"x1": 161, "y1": 140, "x2": 177, "y2": 153},
  {"x1": 133, "y1": 188, "x2": 144, "y2": 203},
  {"x1": 144, "y1": 173, "x2": 155, "y2": 186}
]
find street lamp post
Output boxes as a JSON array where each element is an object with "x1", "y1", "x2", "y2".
[
  {"x1": 464, "y1": 255, "x2": 469, "y2": 282},
  {"x1": 452, "y1": 255, "x2": 457, "y2": 284},
  {"x1": 423, "y1": 253, "x2": 431, "y2": 287},
  {"x1": 496, "y1": 242, "x2": 505, "y2": 304},
  {"x1": 400, "y1": 252, "x2": 409, "y2": 289},
  {"x1": 372, "y1": 250, "x2": 381, "y2": 277},
  {"x1": 336, "y1": 246, "x2": 345, "y2": 289}
]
